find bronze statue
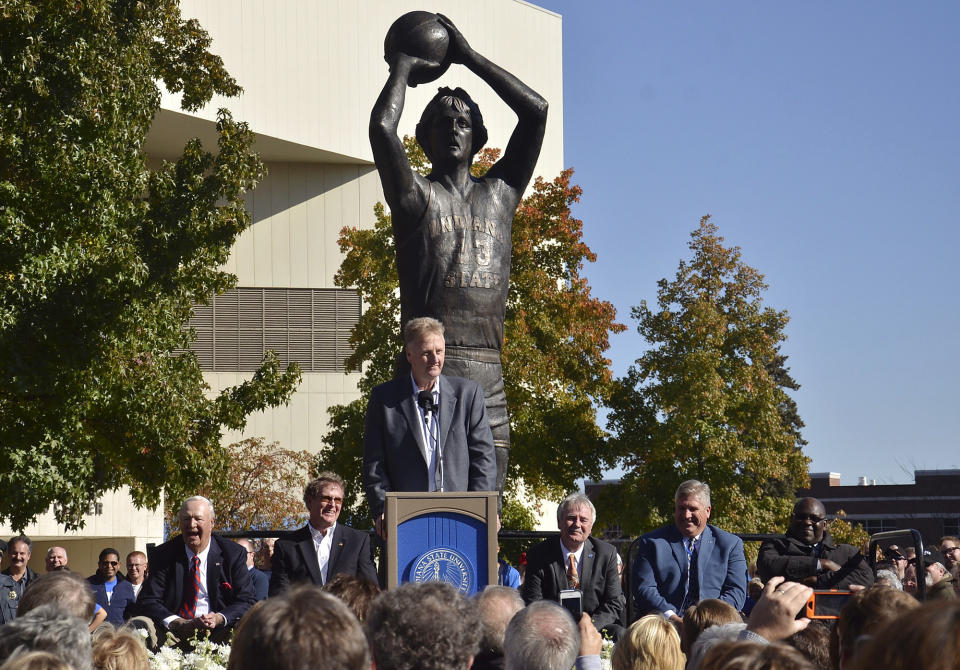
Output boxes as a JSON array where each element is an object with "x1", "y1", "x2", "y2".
[{"x1": 369, "y1": 13, "x2": 547, "y2": 494}]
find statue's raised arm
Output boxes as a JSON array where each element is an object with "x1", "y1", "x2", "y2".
[{"x1": 435, "y1": 14, "x2": 547, "y2": 193}]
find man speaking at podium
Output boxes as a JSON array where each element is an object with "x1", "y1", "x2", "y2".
[{"x1": 363, "y1": 317, "x2": 497, "y2": 537}]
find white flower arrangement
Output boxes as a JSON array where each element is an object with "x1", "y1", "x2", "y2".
[
  {"x1": 147, "y1": 632, "x2": 231, "y2": 670},
  {"x1": 600, "y1": 636, "x2": 615, "y2": 670}
]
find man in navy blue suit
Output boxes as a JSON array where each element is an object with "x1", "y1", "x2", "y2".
[
  {"x1": 632, "y1": 480, "x2": 746, "y2": 622},
  {"x1": 138, "y1": 496, "x2": 255, "y2": 642}
]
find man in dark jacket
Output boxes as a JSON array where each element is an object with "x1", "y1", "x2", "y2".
[
  {"x1": 921, "y1": 547, "x2": 956, "y2": 601},
  {"x1": 2, "y1": 536, "x2": 38, "y2": 603},
  {"x1": 758, "y1": 497, "x2": 873, "y2": 589},
  {"x1": 0, "y1": 540, "x2": 18, "y2": 624},
  {"x1": 522, "y1": 493, "x2": 624, "y2": 639},
  {"x1": 87, "y1": 547, "x2": 137, "y2": 626},
  {"x1": 138, "y1": 496, "x2": 255, "y2": 642}
]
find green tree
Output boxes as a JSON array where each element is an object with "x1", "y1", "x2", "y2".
[
  {"x1": 317, "y1": 137, "x2": 624, "y2": 526},
  {"x1": 0, "y1": 1, "x2": 301, "y2": 530},
  {"x1": 605, "y1": 216, "x2": 809, "y2": 536}
]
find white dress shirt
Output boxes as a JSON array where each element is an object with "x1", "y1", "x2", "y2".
[
  {"x1": 309, "y1": 521, "x2": 337, "y2": 584},
  {"x1": 410, "y1": 373, "x2": 441, "y2": 491}
]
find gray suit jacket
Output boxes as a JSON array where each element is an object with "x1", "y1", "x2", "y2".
[{"x1": 363, "y1": 373, "x2": 497, "y2": 518}]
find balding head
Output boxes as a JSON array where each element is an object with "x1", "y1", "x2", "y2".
[
  {"x1": 473, "y1": 587, "x2": 525, "y2": 663},
  {"x1": 504, "y1": 601, "x2": 579, "y2": 670},
  {"x1": 789, "y1": 497, "x2": 828, "y2": 545}
]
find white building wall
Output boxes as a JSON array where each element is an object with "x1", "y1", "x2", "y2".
[
  {"x1": 226, "y1": 163, "x2": 383, "y2": 288},
  {"x1": 168, "y1": 0, "x2": 564, "y2": 177}
]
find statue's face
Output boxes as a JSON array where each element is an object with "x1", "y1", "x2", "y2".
[{"x1": 424, "y1": 105, "x2": 473, "y2": 168}]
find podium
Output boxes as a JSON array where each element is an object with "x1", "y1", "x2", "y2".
[{"x1": 385, "y1": 491, "x2": 498, "y2": 595}]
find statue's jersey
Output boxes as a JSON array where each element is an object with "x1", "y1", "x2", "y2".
[{"x1": 394, "y1": 177, "x2": 515, "y2": 351}]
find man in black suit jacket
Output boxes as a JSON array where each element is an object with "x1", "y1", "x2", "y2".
[
  {"x1": 522, "y1": 493, "x2": 625, "y2": 639},
  {"x1": 363, "y1": 317, "x2": 497, "y2": 536},
  {"x1": 138, "y1": 496, "x2": 255, "y2": 641},
  {"x1": 269, "y1": 473, "x2": 378, "y2": 596}
]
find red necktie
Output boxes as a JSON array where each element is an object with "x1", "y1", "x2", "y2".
[{"x1": 178, "y1": 555, "x2": 201, "y2": 618}]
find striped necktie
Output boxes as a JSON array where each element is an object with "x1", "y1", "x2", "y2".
[
  {"x1": 680, "y1": 537, "x2": 700, "y2": 612},
  {"x1": 178, "y1": 555, "x2": 201, "y2": 619}
]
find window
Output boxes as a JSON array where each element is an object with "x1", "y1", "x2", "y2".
[
  {"x1": 189, "y1": 288, "x2": 360, "y2": 372},
  {"x1": 860, "y1": 519, "x2": 899, "y2": 534}
]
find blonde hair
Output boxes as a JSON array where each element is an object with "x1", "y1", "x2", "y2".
[
  {"x1": 91, "y1": 627, "x2": 149, "y2": 670},
  {"x1": 612, "y1": 615, "x2": 685, "y2": 670},
  {"x1": 682, "y1": 598, "x2": 742, "y2": 653},
  {"x1": 0, "y1": 652, "x2": 72, "y2": 670}
]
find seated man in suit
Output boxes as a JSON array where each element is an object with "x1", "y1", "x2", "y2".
[
  {"x1": 633, "y1": 480, "x2": 746, "y2": 622},
  {"x1": 522, "y1": 492, "x2": 625, "y2": 639},
  {"x1": 363, "y1": 317, "x2": 497, "y2": 537},
  {"x1": 138, "y1": 496, "x2": 255, "y2": 644},
  {"x1": 758, "y1": 497, "x2": 873, "y2": 590},
  {"x1": 269, "y1": 473, "x2": 378, "y2": 596}
]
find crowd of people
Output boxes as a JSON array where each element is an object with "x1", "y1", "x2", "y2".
[{"x1": 0, "y1": 475, "x2": 958, "y2": 670}]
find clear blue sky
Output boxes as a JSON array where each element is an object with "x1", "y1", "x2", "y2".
[{"x1": 536, "y1": 1, "x2": 960, "y2": 484}]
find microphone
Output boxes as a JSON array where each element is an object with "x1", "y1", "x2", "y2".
[
  {"x1": 416, "y1": 389, "x2": 442, "y2": 491},
  {"x1": 417, "y1": 390, "x2": 435, "y2": 417}
]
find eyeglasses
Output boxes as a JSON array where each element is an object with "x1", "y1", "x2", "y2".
[
  {"x1": 127, "y1": 564, "x2": 145, "y2": 569},
  {"x1": 943, "y1": 546, "x2": 960, "y2": 554},
  {"x1": 100, "y1": 560, "x2": 119, "y2": 566},
  {"x1": 318, "y1": 495, "x2": 343, "y2": 506},
  {"x1": 793, "y1": 514, "x2": 826, "y2": 523}
]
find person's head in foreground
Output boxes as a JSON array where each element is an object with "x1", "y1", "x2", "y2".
[
  {"x1": 700, "y1": 641, "x2": 813, "y2": 670},
  {"x1": 503, "y1": 600, "x2": 580, "y2": 670},
  {"x1": 228, "y1": 584, "x2": 369, "y2": 670},
  {"x1": 682, "y1": 598, "x2": 742, "y2": 654},
  {"x1": 16, "y1": 571, "x2": 95, "y2": 621},
  {"x1": 849, "y1": 599, "x2": 960, "y2": 670},
  {"x1": 0, "y1": 604, "x2": 92, "y2": 670},
  {"x1": 834, "y1": 585, "x2": 919, "y2": 670},
  {"x1": 91, "y1": 627, "x2": 149, "y2": 670},
  {"x1": 365, "y1": 581, "x2": 480, "y2": 670},
  {"x1": 612, "y1": 614, "x2": 685, "y2": 670}
]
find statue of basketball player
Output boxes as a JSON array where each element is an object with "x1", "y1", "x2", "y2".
[{"x1": 369, "y1": 14, "x2": 547, "y2": 494}]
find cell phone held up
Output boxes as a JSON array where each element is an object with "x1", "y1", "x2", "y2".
[
  {"x1": 560, "y1": 588, "x2": 582, "y2": 620},
  {"x1": 805, "y1": 590, "x2": 852, "y2": 619}
]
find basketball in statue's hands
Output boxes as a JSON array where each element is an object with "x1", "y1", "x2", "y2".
[{"x1": 384, "y1": 11, "x2": 451, "y2": 85}]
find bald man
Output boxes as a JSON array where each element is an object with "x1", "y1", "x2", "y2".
[{"x1": 758, "y1": 497, "x2": 873, "y2": 589}]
